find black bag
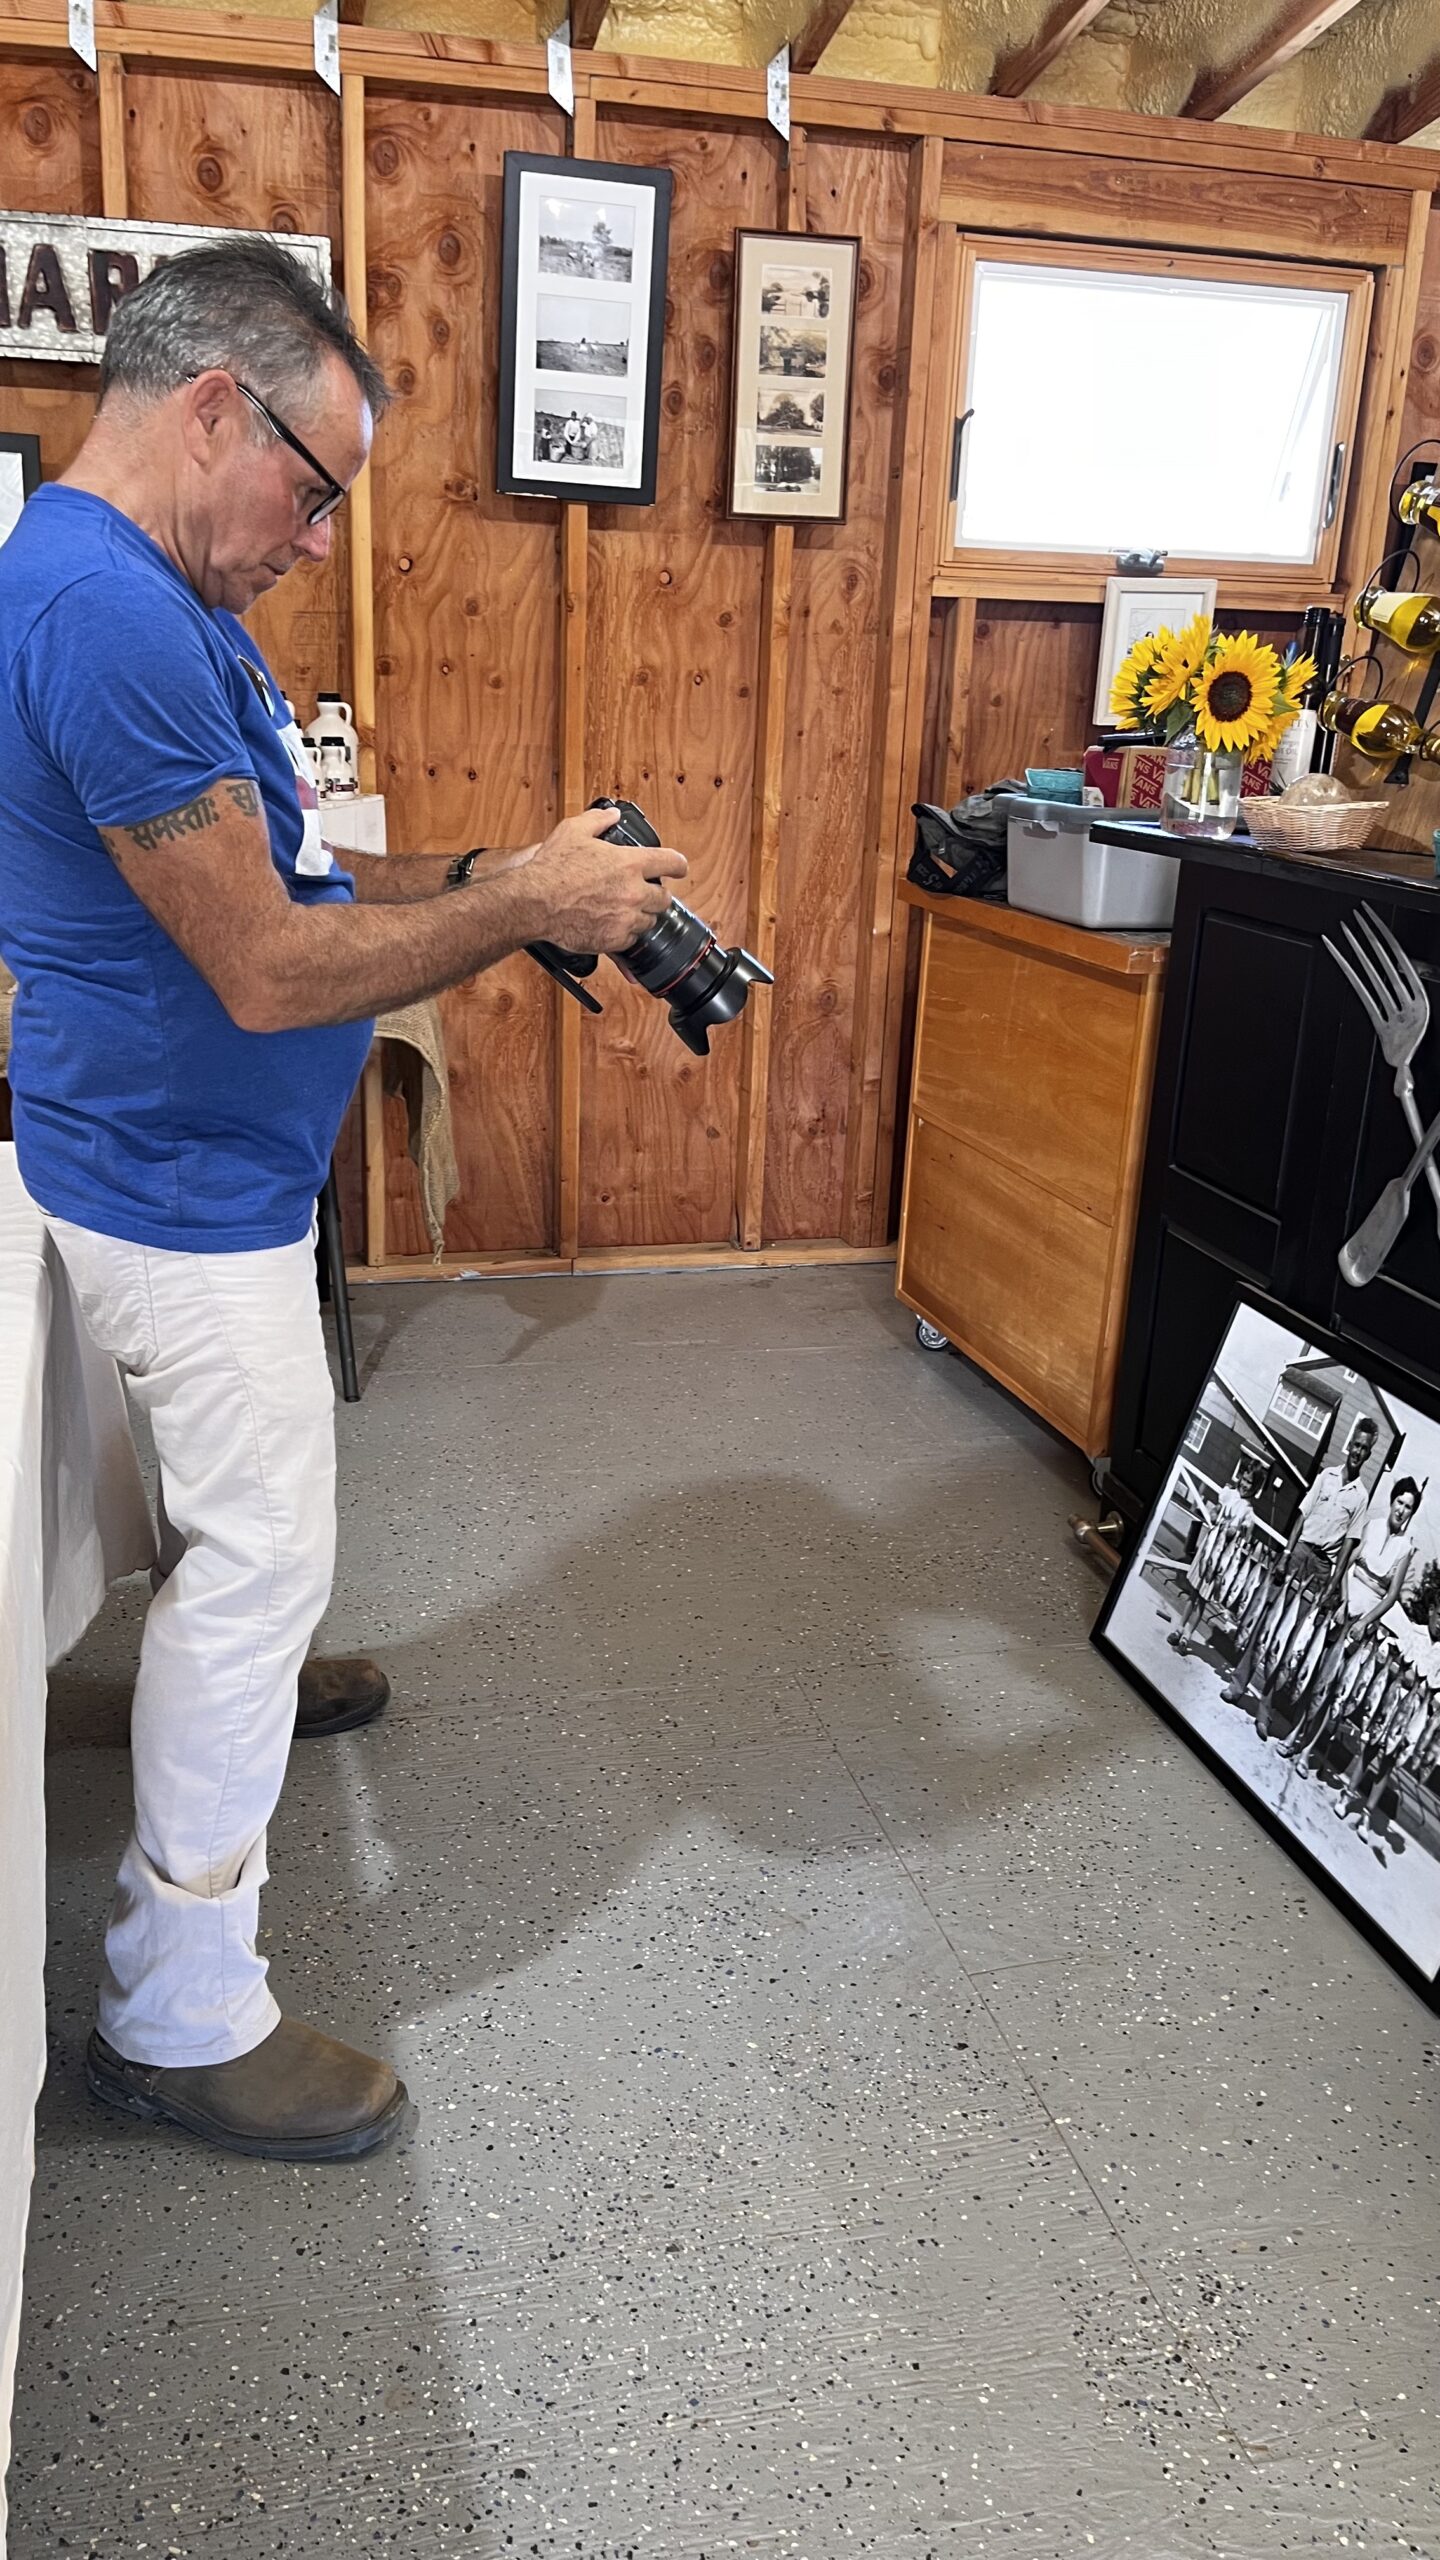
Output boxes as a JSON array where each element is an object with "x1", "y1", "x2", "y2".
[{"x1": 908, "y1": 781, "x2": 1024, "y2": 903}]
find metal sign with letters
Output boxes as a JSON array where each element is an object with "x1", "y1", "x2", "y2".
[{"x1": 0, "y1": 213, "x2": 332, "y2": 364}]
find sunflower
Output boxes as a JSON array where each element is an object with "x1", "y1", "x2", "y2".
[
  {"x1": 1193, "y1": 633, "x2": 1285, "y2": 754},
  {"x1": 1252, "y1": 652, "x2": 1317, "y2": 759},
  {"x1": 1145, "y1": 613, "x2": 1213, "y2": 719},
  {"x1": 1109, "y1": 632, "x2": 1166, "y2": 729}
]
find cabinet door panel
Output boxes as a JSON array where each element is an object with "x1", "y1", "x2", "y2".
[
  {"x1": 912, "y1": 929, "x2": 1137, "y2": 1222},
  {"x1": 1173, "y1": 911, "x2": 1312, "y2": 1213},
  {"x1": 899, "y1": 1114, "x2": 1110, "y2": 1449}
]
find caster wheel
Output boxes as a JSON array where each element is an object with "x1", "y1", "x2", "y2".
[{"x1": 915, "y1": 1318, "x2": 950, "y2": 1353}]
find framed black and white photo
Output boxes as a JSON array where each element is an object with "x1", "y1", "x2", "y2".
[
  {"x1": 0, "y1": 431, "x2": 41, "y2": 550},
  {"x1": 1095, "y1": 1294, "x2": 1440, "y2": 2001},
  {"x1": 728, "y1": 230, "x2": 858, "y2": 523},
  {"x1": 497, "y1": 153, "x2": 672, "y2": 507},
  {"x1": 1094, "y1": 574, "x2": 1216, "y2": 721}
]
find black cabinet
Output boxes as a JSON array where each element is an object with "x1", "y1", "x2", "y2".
[{"x1": 1108, "y1": 843, "x2": 1440, "y2": 1524}]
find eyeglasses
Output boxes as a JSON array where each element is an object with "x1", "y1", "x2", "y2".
[{"x1": 233, "y1": 379, "x2": 346, "y2": 525}]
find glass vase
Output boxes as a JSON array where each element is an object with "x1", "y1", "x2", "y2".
[{"x1": 1161, "y1": 730, "x2": 1243, "y2": 839}]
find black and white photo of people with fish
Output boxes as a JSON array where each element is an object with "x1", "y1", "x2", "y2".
[{"x1": 1103, "y1": 1302, "x2": 1440, "y2": 1977}]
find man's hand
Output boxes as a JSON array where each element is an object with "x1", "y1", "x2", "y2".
[{"x1": 519, "y1": 805, "x2": 688, "y2": 954}]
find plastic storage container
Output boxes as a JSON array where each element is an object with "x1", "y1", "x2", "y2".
[{"x1": 1000, "y1": 797, "x2": 1178, "y2": 932}]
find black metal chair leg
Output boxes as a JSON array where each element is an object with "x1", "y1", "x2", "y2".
[{"x1": 318, "y1": 1162, "x2": 361, "y2": 1403}]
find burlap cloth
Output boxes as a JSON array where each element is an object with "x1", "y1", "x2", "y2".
[
  {"x1": 372, "y1": 999, "x2": 459, "y2": 1260},
  {"x1": 0, "y1": 964, "x2": 458, "y2": 1262}
]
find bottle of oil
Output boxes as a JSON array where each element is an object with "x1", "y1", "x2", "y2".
[
  {"x1": 1268, "y1": 608, "x2": 1325, "y2": 793},
  {"x1": 1357, "y1": 589, "x2": 1440, "y2": 654},
  {"x1": 1397, "y1": 476, "x2": 1440, "y2": 536},
  {"x1": 1321, "y1": 691, "x2": 1440, "y2": 762}
]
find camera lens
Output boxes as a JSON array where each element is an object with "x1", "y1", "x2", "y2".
[{"x1": 619, "y1": 902, "x2": 772, "y2": 1057}]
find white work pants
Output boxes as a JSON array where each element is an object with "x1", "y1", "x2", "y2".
[{"x1": 42, "y1": 1214, "x2": 336, "y2": 2067}]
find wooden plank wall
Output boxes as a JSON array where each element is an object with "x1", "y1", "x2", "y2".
[
  {"x1": 1350, "y1": 203, "x2": 1440, "y2": 858},
  {"x1": 1, "y1": 21, "x2": 1436, "y2": 1271}
]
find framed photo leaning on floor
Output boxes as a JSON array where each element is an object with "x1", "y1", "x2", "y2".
[
  {"x1": 1094, "y1": 1291, "x2": 1440, "y2": 2004},
  {"x1": 727, "y1": 230, "x2": 859, "y2": 523},
  {"x1": 496, "y1": 152, "x2": 673, "y2": 507},
  {"x1": 0, "y1": 431, "x2": 41, "y2": 549}
]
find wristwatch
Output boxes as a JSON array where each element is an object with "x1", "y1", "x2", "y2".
[{"x1": 446, "y1": 846, "x2": 486, "y2": 889}]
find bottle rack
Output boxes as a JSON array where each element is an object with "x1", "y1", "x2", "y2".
[{"x1": 1353, "y1": 442, "x2": 1440, "y2": 792}]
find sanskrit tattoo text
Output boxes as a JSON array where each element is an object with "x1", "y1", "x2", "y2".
[{"x1": 127, "y1": 794, "x2": 221, "y2": 852}]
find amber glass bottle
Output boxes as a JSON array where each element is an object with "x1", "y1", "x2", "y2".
[
  {"x1": 1398, "y1": 477, "x2": 1440, "y2": 536},
  {"x1": 1321, "y1": 692, "x2": 1440, "y2": 762},
  {"x1": 1357, "y1": 590, "x2": 1440, "y2": 655}
]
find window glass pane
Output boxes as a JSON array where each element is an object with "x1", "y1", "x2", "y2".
[
  {"x1": 1270, "y1": 1383, "x2": 1329, "y2": 1437},
  {"x1": 956, "y1": 261, "x2": 1349, "y2": 565}
]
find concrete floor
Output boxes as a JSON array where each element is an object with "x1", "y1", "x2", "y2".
[{"x1": 11, "y1": 1265, "x2": 1440, "y2": 2560}]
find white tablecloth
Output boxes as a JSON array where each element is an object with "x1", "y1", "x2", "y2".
[{"x1": 0, "y1": 1147, "x2": 153, "y2": 2555}]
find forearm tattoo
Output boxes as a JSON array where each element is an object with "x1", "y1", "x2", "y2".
[{"x1": 225, "y1": 780, "x2": 261, "y2": 819}]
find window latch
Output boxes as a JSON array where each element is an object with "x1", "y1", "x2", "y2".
[
  {"x1": 949, "y1": 408, "x2": 974, "y2": 504},
  {"x1": 1324, "y1": 440, "x2": 1346, "y2": 530}
]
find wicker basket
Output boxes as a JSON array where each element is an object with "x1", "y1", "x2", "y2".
[{"x1": 1241, "y1": 796, "x2": 1387, "y2": 853}]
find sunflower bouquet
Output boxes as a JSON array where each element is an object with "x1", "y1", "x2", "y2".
[{"x1": 1109, "y1": 615, "x2": 1316, "y2": 760}]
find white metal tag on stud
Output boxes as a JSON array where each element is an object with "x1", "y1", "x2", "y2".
[
  {"x1": 314, "y1": 0, "x2": 340, "y2": 96},
  {"x1": 767, "y1": 45, "x2": 791, "y2": 141},
  {"x1": 548, "y1": 20, "x2": 575, "y2": 117},
  {"x1": 69, "y1": 0, "x2": 96, "y2": 73}
]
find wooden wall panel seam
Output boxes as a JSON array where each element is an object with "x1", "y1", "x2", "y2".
[
  {"x1": 734, "y1": 124, "x2": 803, "y2": 1253},
  {"x1": 97, "y1": 49, "x2": 125, "y2": 215},
  {"x1": 841, "y1": 129, "x2": 943, "y2": 1247}
]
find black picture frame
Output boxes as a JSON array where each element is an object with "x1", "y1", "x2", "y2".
[
  {"x1": 0, "y1": 431, "x2": 42, "y2": 548},
  {"x1": 496, "y1": 151, "x2": 672, "y2": 509},
  {"x1": 727, "y1": 228, "x2": 859, "y2": 525},
  {"x1": 1093, "y1": 1283, "x2": 1440, "y2": 2008}
]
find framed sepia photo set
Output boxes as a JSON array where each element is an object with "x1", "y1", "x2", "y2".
[
  {"x1": 1095, "y1": 1291, "x2": 1440, "y2": 2004},
  {"x1": 496, "y1": 153, "x2": 672, "y2": 508},
  {"x1": 728, "y1": 230, "x2": 859, "y2": 523},
  {"x1": 0, "y1": 430, "x2": 40, "y2": 550}
]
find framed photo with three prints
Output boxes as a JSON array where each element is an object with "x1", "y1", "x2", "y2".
[{"x1": 496, "y1": 153, "x2": 672, "y2": 508}]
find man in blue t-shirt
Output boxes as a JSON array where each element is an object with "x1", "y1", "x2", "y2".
[{"x1": 0, "y1": 238, "x2": 686, "y2": 2162}]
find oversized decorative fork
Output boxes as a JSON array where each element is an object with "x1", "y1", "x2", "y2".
[{"x1": 1324, "y1": 903, "x2": 1440, "y2": 1221}]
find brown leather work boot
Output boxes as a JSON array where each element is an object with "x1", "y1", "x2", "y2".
[
  {"x1": 85, "y1": 2017, "x2": 414, "y2": 2161},
  {"x1": 294, "y1": 1653, "x2": 391, "y2": 1739}
]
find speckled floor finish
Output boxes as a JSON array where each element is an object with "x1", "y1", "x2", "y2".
[{"x1": 13, "y1": 1267, "x2": 1440, "y2": 2559}]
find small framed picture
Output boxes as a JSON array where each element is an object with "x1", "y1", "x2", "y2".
[
  {"x1": 1095, "y1": 1291, "x2": 1440, "y2": 2004},
  {"x1": 728, "y1": 230, "x2": 859, "y2": 524},
  {"x1": 496, "y1": 153, "x2": 672, "y2": 508},
  {"x1": 1095, "y1": 575, "x2": 1217, "y2": 721},
  {"x1": 0, "y1": 431, "x2": 41, "y2": 549}
]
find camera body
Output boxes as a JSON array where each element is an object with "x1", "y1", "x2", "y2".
[{"x1": 526, "y1": 797, "x2": 773, "y2": 1057}]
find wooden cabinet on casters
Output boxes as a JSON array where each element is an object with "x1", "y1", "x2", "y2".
[{"x1": 896, "y1": 886, "x2": 1167, "y2": 1458}]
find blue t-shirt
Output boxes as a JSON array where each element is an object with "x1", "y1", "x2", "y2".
[{"x1": 0, "y1": 485, "x2": 372, "y2": 1252}]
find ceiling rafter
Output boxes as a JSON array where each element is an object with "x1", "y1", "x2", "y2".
[
  {"x1": 1365, "y1": 51, "x2": 1440, "y2": 144},
  {"x1": 337, "y1": 0, "x2": 366, "y2": 23},
  {"x1": 568, "y1": 0, "x2": 609, "y2": 46},
  {"x1": 989, "y1": 0, "x2": 1109, "y2": 101},
  {"x1": 791, "y1": 1, "x2": 857, "y2": 76},
  {"x1": 1181, "y1": 0, "x2": 1365, "y2": 122}
]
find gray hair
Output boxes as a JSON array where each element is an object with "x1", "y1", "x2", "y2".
[{"x1": 99, "y1": 234, "x2": 389, "y2": 428}]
